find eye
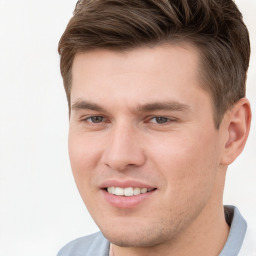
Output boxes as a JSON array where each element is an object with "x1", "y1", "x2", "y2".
[
  {"x1": 85, "y1": 116, "x2": 105, "y2": 123},
  {"x1": 150, "y1": 117, "x2": 172, "y2": 124}
]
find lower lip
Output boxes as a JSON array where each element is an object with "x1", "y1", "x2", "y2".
[{"x1": 102, "y1": 189, "x2": 156, "y2": 209}]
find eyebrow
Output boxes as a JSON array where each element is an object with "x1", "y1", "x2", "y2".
[
  {"x1": 71, "y1": 100, "x2": 190, "y2": 113},
  {"x1": 136, "y1": 102, "x2": 191, "y2": 112},
  {"x1": 71, "y1": 100, "x2": 105, "y2": 112}
]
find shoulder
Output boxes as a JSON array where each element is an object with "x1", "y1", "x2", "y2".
[
  {"x1": 238, "y1": 224, "x2": 256, "y2": 256},
  {"x1": 221, "y1": 205, "x2": 256, "y2": 256},
  {"x1": 220, "y1": 206, "x2": 247, "y2": 256},
  {"x1": 57, "y1": 232, "x2": 110, "y2": 256}
]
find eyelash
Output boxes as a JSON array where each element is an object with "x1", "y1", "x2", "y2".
[
  {"x1": 149, "y1": 117, "x2": 174, "y2": 124},
  {"x1": 82, "y1": 116, "x2": 176, "y2": 125},
  {"x1": 84, "y1": 116, "x2": 106, "y2": 123}
]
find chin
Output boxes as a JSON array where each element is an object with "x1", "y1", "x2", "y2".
[
  {"x1": 104, "y1": 232, "x2": 158, "y2": 248},
  {"x1": 99, "y1": 221, "x2": 176, "y2": 248}
]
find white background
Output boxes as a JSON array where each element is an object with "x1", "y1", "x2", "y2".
[{"x1": 0, "y1": 1, "x2": 255, "y2": 255}]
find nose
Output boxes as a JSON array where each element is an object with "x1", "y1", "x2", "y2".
[{"x1": 102, "y1": 123, "x2": 146, "y2": 171}]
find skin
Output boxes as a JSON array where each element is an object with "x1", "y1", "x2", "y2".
[{"x1": 68, "y1": 43, "x2": 251, "y2": 256}]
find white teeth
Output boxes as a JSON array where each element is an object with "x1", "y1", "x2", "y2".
[
  {"x1": 124, "y1": 187, "x2": 133, "y2": 196},
  {"x1": 107, "y1": 187, "x2": 115, "y2": 194},
  {"x1": 115, "y1": 187, "x2": 124, "y2": 196},
  {"x1": 133, "y1": 187, "x2": 141, "y2": 195},
  {"x1": 141, "y1": 188, "x2": 147, "y2": 194},
  {"x1": 106, "y1": 187, "x2": 154, "y2": 196}
]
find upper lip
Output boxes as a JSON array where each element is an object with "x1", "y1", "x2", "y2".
[{"x1": 100, "y1": 180, "x2": 156, "y2": 189}]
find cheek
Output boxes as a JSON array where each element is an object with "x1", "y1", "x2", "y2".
[
  {"x1": 147, "y1": 130, "x2": 220, "y2": 197},
  {"x1": 68, "y1": 132, "x2": 102, "y2": 192},
  {"x1": 68, "y1": 131, "x2": 109, "y2": 220}
]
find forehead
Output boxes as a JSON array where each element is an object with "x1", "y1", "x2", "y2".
[
  {"x1": 72, "y1": 43, "x2": 200, "y2": 81},
  {"x1": 70, "y1": 43, "x2": 211, "y2": 113}
]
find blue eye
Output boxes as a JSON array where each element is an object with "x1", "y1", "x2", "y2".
[
  {"x1": 151, "y1": 117, "x2": 170, "y2": 124},
  {"x1": 86, "y1": 116, "x2": 104, "y2": 123}
]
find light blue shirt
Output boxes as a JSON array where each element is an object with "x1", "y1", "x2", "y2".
[{"x1": 57, "y1": 206, "x2": 247, "y2": 256}]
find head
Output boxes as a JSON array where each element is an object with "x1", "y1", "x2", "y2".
[{"x1": 58, "y1": 0, "x2": 251, "y2": 253}]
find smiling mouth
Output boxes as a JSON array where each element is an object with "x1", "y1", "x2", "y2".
[{"x1": 105, "y1": 187, "x2": 156, "y2": 197}]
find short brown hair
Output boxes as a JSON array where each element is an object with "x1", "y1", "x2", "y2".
[{"x1": 58, "y1": 0, "x2": 250, "y2": 127}]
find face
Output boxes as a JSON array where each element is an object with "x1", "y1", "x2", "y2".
[{"x1": 69, "y1": 44, "x2": 227, "y2": 248}]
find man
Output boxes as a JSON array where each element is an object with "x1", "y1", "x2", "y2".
[{"x1": 57, "y1": 0, "x2": 252, "y2": 255}]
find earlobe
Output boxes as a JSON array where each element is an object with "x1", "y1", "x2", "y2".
[{"x1": 221, "y1": 98, "x2": 251, "y2": 165}]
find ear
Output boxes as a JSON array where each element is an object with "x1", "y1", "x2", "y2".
[{"x1": 220, "y1": 98, "x2": 251, "y2": 165}]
